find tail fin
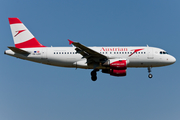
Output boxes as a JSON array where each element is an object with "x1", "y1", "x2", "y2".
[{"x1": 8, "y1": 18, "x2": 45, "y2": 48}]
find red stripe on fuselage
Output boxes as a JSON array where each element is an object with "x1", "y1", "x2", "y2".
[
  {"x1": 129, "y1": 48, "x2": 144, "y2": 57},
  {"x1": 8, "y1": 18, "x2": 22, "y2": 24},
  {"x1": 15, "y1": 38, "x2": 46, "y2": 48}
]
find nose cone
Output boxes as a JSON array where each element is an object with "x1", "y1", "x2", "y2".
[{"x1": 169, "y1": 56, "x2": 176, "y2": 64}]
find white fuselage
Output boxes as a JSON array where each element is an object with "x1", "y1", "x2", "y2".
[
  {"x1": 6, "y1": 18, "x2": 176, "y2": 80},
  {"x1": 5, "y1": 46, "x2": 176, "y2": 69}
]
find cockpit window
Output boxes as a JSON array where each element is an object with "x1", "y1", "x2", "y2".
[{"x1": 160, "y1": 51, "x2": 168, "y2": 54}]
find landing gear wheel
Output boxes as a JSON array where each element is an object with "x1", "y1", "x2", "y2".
[
  {"x1": 148, "y1": 74, "x2": 153, "y2": 78},
  {"x1": 91, "y1": 71, "x2": 97, "y2": 76},
  {"x1": 91, "y1": 76, "x2": 97, "y2": 81},
  {"x1": 147, "y1": 67, "x2": 153, "y2": 79},
  {"x1": 91, "y1": 70, "x2": 97, "y2": 81}
]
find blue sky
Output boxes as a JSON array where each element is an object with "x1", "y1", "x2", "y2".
[{"x1": 1, "y1": 0, "x2": 180, "y2": 120}]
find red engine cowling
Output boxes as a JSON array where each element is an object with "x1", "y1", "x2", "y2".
[
  {"x1": 110, "y1": 60, "x2": 127, "y2": 70},
  {"x1": 110, "y1": 69, "x2": 126, "y2": 76},
  {"x1": 102, "y1": 59, "x2": 127, "y2": 76}
]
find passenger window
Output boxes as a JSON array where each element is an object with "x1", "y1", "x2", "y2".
[
  {"x1": 67, "y1": 52, "x2": 69, "y2": 54},
  {"x1": 119, "y1": 52, "x2": 121, "y2": 54},
  {"x1": 122, "y1": 52, "x2": 124, "y2": 54},
  {"x1": 114, "y1": 52, "x2": 116, "y2": 54},
  {"x1": 54, "y1": 52, "x2": 55, "y2": 54},
  {"x1": 59, "y1": 52, "x2": 61, "y2": 54},
  {"x1": 160, "y1": 51, "x2": 162, "y2": 54}
]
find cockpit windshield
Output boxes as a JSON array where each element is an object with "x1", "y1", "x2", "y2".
[{"x1": 160, "y1": 51, "x2": 168, "y2": 54}]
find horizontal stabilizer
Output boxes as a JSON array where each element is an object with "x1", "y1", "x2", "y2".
[{"x1": 8, "y1": 46, "x2": 30, "y2": 54}]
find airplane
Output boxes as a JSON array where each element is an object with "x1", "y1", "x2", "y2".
[{"x1": 4, "y1": 18, "x2": 176, "y2": 81}]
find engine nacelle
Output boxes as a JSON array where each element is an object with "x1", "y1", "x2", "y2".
[
  {"x1": 110, "y1": 69, "x2": 126, "y2": 76},
  {"x1": 103, "y1": 59, "x2": 127, "y2": 70},
  {"x1": 110, "y1": 60, "x2": 126, "y2": 70}
]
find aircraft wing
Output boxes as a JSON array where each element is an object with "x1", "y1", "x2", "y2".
[{"x1": 68, "y1": 39, "x2": 107, "y2": 63}]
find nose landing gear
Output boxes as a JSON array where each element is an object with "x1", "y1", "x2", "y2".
[{"x1": 148, "y1": 67, "x2": 153, "y2": 78}]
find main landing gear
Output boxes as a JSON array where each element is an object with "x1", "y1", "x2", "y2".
[
  {"x1": 91, "y1": 69, "x2": 99, "y2": 81},
  {"x1": 148, "y1": 67, "x2": 153, "y2": 78}
]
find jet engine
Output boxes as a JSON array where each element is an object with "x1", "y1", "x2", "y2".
[
  {"x1": 110, "y1": 69, "x2": 126, "y2": 76},
  {"x1": 102, "y1": 59, "x2": 128, "y2": 76}
]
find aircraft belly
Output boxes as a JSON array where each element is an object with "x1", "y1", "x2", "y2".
[
  {"x1": 47, "y1": 56, "x2": 78, "y2": 67},
  {"x1": 128, "y1": 57, "x2": 169, "y2": 67}
]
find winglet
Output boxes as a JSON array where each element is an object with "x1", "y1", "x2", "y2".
[{"x1": 68, "y1": 39, "x2": 74, "y2": 45}]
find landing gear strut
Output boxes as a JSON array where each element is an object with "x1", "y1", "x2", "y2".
[
  {"x1": 91, "y1": 70, "x2": 98, "y2": 81},
  {"x1": 148, "y1": 67, "x2": 153, "y2": 78}
]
